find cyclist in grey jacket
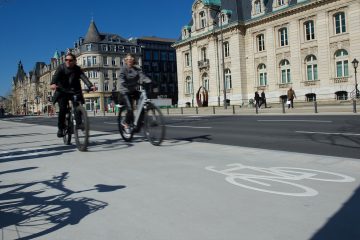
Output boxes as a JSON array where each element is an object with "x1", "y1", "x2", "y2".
[{"x1": 119, "y1": 53, "x2": 152, "y2": 129}]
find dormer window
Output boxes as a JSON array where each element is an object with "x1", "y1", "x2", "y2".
[
  {"x1": 199, "y1": 11, "x2": 207, "y2": 28},
  {"x1": 251, "y1": 0, "x2": 265, "y2": 18},
  {"x1": 272, "y1": 0, "x2": 288, "y2": 11},
  {"x1": 255, "y1": 0, "x2": 262, "y2": 14}
]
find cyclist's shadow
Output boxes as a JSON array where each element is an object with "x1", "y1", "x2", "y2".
[{"x1": 0, "y1": 171, "x2": 126, "y2": 239}]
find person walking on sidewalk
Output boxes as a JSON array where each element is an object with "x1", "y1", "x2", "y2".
[
  {"x1": 287, "y1": 87, "x2": 296, "y2": 109},
  {"x1": 254, "y1": 91, "x2": 260, "y2": 108},
  {"x1": 259, "y1": 90, "x2": 267, "y2": 108}
]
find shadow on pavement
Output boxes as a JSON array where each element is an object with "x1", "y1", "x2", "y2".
[
  {"x1": 0, "y1": 132, "x2": 54, "y2": 138},
  {"x1": 162, "y1": 134, "x2": 213, "y2": 147},
  {"x1": 0, "y1": 171, "x2": 126, "y2": 240},
  {"x1": 310, "y1": 185, "x2": 360, "y2": 240}
]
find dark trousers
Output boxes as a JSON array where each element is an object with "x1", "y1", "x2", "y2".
[
  {"x1": 288, "y1": 99, "x2": 294, "y2": 108},
  {"x1": 123, "y1": 91, "x2": 141, "y2": 124},
  {"x1": 57, "y1": 95, "x2": 71, "y2": 130}
]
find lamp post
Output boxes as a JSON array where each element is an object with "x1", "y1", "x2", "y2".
[{"x1": 352, "y1": 58, "x2": 359, "y2": 99}]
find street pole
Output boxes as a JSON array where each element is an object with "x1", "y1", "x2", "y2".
[
  {"x1": 220, "y1": 14, "x2": 227, "y2": 109},
  {"x1": 352, "y1": 58, "x2": 359, "y2": 99}
]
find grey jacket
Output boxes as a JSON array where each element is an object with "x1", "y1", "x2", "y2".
[{"x1": 119, "y1": 65, "x2": 151, "y2": 94}]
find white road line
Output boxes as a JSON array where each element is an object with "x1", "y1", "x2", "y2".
[
  {"x1": 258, "y1": 120, "x2": 332, "y2": 123},
  {"x1": 166, "y1": 125, "x2": 212, "y2": 129},
  {"x1": 296, "y1": 131, "x2": 360, "y2": 136},
  {"x1": 103, "y1": 122, "x2": 118, "y2": 125}
]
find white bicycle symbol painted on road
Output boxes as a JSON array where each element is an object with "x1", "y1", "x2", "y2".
[{"x1": 205, "y1": 163, "x2": 356, "y2": 197}]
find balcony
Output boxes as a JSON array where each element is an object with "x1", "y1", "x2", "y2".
[
  {"x1": 333, "y1": 77, "x2": 349, "y2": 83},
  {"x1": 198, "y1": 59, "x2": 209, "y2": 69},
  {"x1": 302, "y1": 80, "x2": 320, "y2": 86},
  {"x1": 278, "y1": 83, "x2": 291, "y2": 88}
]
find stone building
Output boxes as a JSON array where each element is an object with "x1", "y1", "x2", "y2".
[{"x1": 173, "y1": 0, "x2": 360, "y2": 107}]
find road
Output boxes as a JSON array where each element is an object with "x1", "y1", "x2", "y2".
[{"x1": 7, "y1": 114, "x2": 360, "y2": 159}]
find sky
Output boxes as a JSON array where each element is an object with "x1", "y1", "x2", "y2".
[{"x1": 0, "y1": 0, "x2": 195, "y2": 96}]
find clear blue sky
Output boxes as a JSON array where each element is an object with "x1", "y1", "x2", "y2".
[{"x1": 0, "y1": 0, "x2": 195, "y2": 96}]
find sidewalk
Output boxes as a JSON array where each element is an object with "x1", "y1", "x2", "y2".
[{"x1": 0, "y1": 120, "x2": 359, "y2": 240}]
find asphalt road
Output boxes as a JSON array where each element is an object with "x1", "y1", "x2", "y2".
[{"x1": 5, "y1": 114, "x2": 360, "y2": 159}]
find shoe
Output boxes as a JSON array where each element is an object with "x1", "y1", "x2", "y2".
[
  {"x1": 57, "y1": 129, "x2": 64, "y2": 138},
  {"x1": 121, "y1": 122, "x2": 131, "y2": 134}
]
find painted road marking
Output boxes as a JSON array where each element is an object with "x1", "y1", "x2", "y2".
[
  {"x1": 166, "y1": 125, "x2": 212, "y2": 129},
  {"x1": 206, "y1": 163, "x2": 355, "y2": 197},
  {"x1": 258, "y1": 120, "x2": 332, "y2": 123},
  {"x1": 296, "y1": 131, "x2": 360, "y2": 136}
]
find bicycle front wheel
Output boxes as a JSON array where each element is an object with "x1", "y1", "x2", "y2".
[
  {"x1": 63, "y1": 112, "x2": 72, "y2": 145},
  {"x1": 117, "y1": 107, "x2": 134, "y2": 142},
  {"x1": 73, "y1": 105, "x2": 89, "y2": 152},
  {"x1": 144, "y1": 103, "x2": 165, "y2": 146}
]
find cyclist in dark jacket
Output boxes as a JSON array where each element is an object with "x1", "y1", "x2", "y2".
[
  {"x1": 50, "y1": 53, "x2": 95, "y2": 138},
  {"x1": 119, "y1": 53, "x2": 152, "y2": 130}
]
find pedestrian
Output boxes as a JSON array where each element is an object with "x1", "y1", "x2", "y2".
[
  {"x1": 254, "y1": 91, "x2": 260, "y2": 108},
  {"x1": 259, "y1": 90, "x2": 267, "y2": 108},
  {"x1": 287, "y1": 87, "x2": 296, "y2": 109},
  {"x1": 0, "y1": 105, "x2": 4, "y2": 117}
]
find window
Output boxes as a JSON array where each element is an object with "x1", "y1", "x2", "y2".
[
  {"x1": 145, "y1": 51, "x2": 151, "y2": 60},
  {"x1": 118, "y1": 45, "x2": 125, "y2": 52},
  {"x1": 280, "y1": 60, "x2": 291, "y2": 83},
  {"x1": 199, "y1": 11, "x2": 207, "y2": 28},
  {"x1": 161, "y1": 52, "x2": 167, "y2": 61},
  {"x1": 225, "y1": 69, "x2": 232, "y2": 89},
  {"x1": 202, "y1": 73, "x2": 209, "y2": 91},
  {"x1": 185, "y1": 53, "x2": 191, "y2": 67},
  {"x1": 169, "y1": 52, "x2": 175, "y2": 61},
  {"x1": 201, "y1": 47, "x2": 207, "y2": 61},
  {"x1": 104, "y1": 71, "x2": 109, "y2": 79},
  {"x1": 93, "y1": 71, "x2": 98, "y2": 78},
  {"x1": 103, "y1": 56, "x2": 108, "y2": 65},
  {"x1": 306, "y1": 55, "x2": 318, "y2": 81},
  {"x1": 278, "y1": 0, "x2": 285, "y2": 6},
  {"x1": 92, "y1": 56, "x2": 97, "y2": 65},
  {"x1": 82, "y1": 57, "x2": 86, "y2": 66},
  {"x1": 335, "y1": 91, "x2": 348, "y2": 100},
  {"x1": 334, "y1": 12, "x2": 346, "y2": 34},
  {"x1": 279, "y1": 28, "x2": 288, "y2": 46},
  {"x1": 101, "y1": 45, "x2": 108, "y2": 51},
  {"x1": 86, "y1": 44, "x2": 92, "y2": 51},
  {"x1": 104, "y1": 82, "x2": 109, "y2": 92},
  {"x1": 185, "y1": 76, "x2": 193, "y2": 94},
  {"x1": 255, "y1": 0, "x2": 262, "y2": 14},
  {"x1": 113, "y1": 81, "x2": 117, "y2": 91},
  {"x1": 112, "y1": 71, "x2": 117, "y2": 79},
  {"x1": 87, "y1": 56, "x2": 92, "y2": 66},
  {"x1": 257, "y1": 34, "x2": 265, "y2": 52},
  {"x1": 335, "y1": 49, "x2": 349, "y2": 77},
  {"x1": 224, "y1": 42, "x2": 230, "y2": 57},
  {"x1": 130, "y1": 46, "x2": 137, "y2": 53},
  {"x1": 258, "y1": 64, "x2": 267, "y2": 86},
  {"x1": 153, "y1": 51, "x2": 159, "y2": 60},
  {"x1": 304, "y1": 21, "x2": 315, "y2": 41},
  {"x1": 112, "y1": 57, "x2": 116, "y2": 66}
]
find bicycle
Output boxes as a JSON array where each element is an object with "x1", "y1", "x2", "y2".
[
  {"x1": 59, "y1": 88, "x2": 89, "y2": 152},
  {"x1": 117, "y1": 85, "x2": 166, "y2": 146}
]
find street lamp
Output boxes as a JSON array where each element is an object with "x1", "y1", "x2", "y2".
[
  {"x1": 352, "y1": 58, "x2": 359, "y2": 99},
  {"x1": 215, "y1": 7, "x2": 232, "y2": 109}
]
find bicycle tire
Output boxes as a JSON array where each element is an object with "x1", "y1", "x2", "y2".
[
  {"x1": 73, "y1": 105, "x2": 89, "y2": 152},
  {"x1": 63, "y1": 112, "x2": 72, "y2": 145},
  {"x1": 143, "y1": 103, "x2": 165, "y2": 146},
  {"x1": 118, "y1": 107, "x2": 134, "y2": 142}
]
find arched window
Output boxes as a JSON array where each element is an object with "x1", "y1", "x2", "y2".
[
  {"x1": 304, "y1": 20, "x2": 315, "y2": 41},
  {"x1": 255, "y1": 0, "x2": 262, "y2": 14},
  {"x1": 334, "y1": 12, "x2": 346, "y2": 34},
  {"x1": 280, "y1": 60, "x2": 291, "y2": 83},
  {"x1": 185, "y1": 76, "x2": 193, "y2": 94},
  {"x1": 258, "y1": 64, "x2": 267, "y2": 86},
  {"x1": 199, "y1": 11, "x2": 207, "y2": 28},
  {"x1": 305, "y1": 93, "x2": 316, "y2": 102},
  {"x1": 335, "y1": 49, "x2": 349, "y2": 77},
  {"x1": 335, "y1": 91, "x2": 348, "y2": 100},
  {"x1": 202, "y1": 73, "x2": 209, "y2": 91},
  {"x1": 224, "y1": 69, "x2": 232, "y2": 89},
  {"x1": 223, "y1": 42, "x2": 230, "y2": 57},
  {"x1": 306, "y1": 55, "x2": 318, "y2": 81}
]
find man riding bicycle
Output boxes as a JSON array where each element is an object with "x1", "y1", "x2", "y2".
[
  {"x1": 119, "y1": 53, "x2": 155, "y2": 131},
  {"x1": 50, "y1": 52, "x2": 95, "y2": 138}
]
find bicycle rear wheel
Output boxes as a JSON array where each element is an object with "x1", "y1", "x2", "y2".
[
  {"x1": 73, "y1": 105, "x2": 89, "y2": 152},
  {"x1": 118, "y1": 107, "x2": 134, "y2": 142},
  {"x1": 63, "y1": 112, "x2": 72, "y2": 145},
  {"x1": 144, "y1": 103, "x2": 165, "y2": 146}
]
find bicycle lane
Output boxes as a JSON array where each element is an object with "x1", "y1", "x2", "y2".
[{"x1": 0, "y1": 120, "x2": 360, "y2": 240}]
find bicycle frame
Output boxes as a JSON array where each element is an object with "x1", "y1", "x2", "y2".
[{"x1": 132, "y1": 88, "x2": 149, "y2": 129}]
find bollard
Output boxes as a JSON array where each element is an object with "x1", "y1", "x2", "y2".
[
  {"x1": 353, "y1": 99, "x2": 357, "y2": 113},
  {"x1": 103, "y1": 111, "x2": 105, "y2": 116},
  {"x1": 282, "y1": 102, "x2": 286, "y2": 114},
  {"x1": 314, "y1": 101, "x2": 318, "y2": 113},
  {"x1": 167, "y1": 107, "x2": 169, "y2": 115},
  {"x1": 213, "y1": 106, "x2": 215, "y2": 114},
  {"x1": 196, "y1": 107, "x2": 198, "y2": 114},
  {"x1": 255, "y1": 104, "x2": 259, "y2": 114},
  {"x1": 181, "y1": 107, "x2": 183, "y2": 115},
  {"x1": 232, "y1": 105, "x2": 235, "y2": 114},
  {"x1": 94, "y1": 111, "x2": 96, "y2": 116}
]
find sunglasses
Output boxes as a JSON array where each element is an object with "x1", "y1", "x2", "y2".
[{"x1": 65, "y1": 59, "x2": 74, "y2": 62}]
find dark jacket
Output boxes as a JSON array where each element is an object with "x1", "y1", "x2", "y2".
[
  {"x1": 119, "y1": 65, "x2": 151, "y2": 94},
  {"x1": 51, "y1": 64, "x2": 93, "y2": 103}
]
